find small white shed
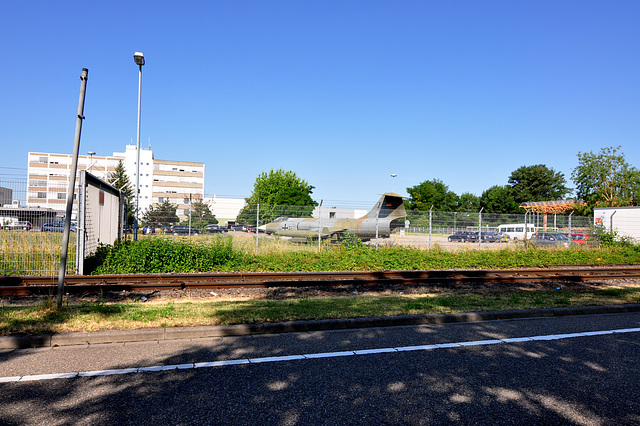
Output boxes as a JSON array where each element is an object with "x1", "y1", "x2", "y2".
[{"x1": 593, "y1": 206, "x2": 640, "y2": 242}]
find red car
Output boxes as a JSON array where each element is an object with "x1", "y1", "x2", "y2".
[{"x1": 571, "y1": 233, "x2": 592, "y2": 246}]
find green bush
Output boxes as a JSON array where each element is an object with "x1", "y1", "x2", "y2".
[{"x1": 87, "y1": 237, "x2": 640, "y2": 275}]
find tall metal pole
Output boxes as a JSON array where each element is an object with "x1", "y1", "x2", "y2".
[
  {"x1": 134, "y1": 53, "x2": 144, "y2": 240},
  {"x1": 57, "y1": 68, "x2": 88, "y2": 307},
  {"x1": 317, "y1": 200, "x2": 323, "y2": 252}
]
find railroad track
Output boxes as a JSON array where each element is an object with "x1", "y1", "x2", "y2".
[{"x1": 1, "y1": 266, "x2": 640, "y2": 296}]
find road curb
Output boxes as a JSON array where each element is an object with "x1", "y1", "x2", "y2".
[{"x1": 2, "y1": 304, "x2": 640, "y2": 349}]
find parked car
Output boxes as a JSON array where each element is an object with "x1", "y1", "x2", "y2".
[
  {"x1": 448, "y1": 231, "x2": 475, "y2": 242},
  {"x1": 169, "y1": 225, "x2": 200, "y2": 235},
  {"x1": 41, "y1": 221, "x2": 77, "y2": 232},
  {"x1": 530, "y1": 232, "x2": 574, "y2": 248},
  {"x1": 571, "y1": 232, "x2": 593, "y2": 246},
  {"x1": 206, "y1": 224, "x2": 227, "y2": 234},
  {"x1": 230, "y1": 225, "x2": 245, "y2": 232},
  {"x1": 3, "y1": 221, "x2": 32, "y2": 231}
]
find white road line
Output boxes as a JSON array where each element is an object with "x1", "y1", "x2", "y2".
[{"x1": 3, "y1": 327, "x2": 640, "y2": 383}]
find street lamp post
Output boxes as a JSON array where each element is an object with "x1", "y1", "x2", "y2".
[
  {"x1": 133, "y1": 52, "x2": 145, "y2": 241},
  {"x1": 87, "y1": 151, "x2": 95, "y2": 171},
  {"x1": 391, "y1": 174, "x2": 397, "y2": 192}
]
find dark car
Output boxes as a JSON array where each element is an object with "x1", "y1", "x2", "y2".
[
  {"x1": 230, "y1": 225, "x2": 245, "y2": 232},
  {"x1": 206, "y1": 224, "x2": 227, "y2": 234},
  {"x1": 169, "y1": 225, "x2": 200, "y2": 235},
  {"x1": 478, "y1": 232, "x2": 507, "y2": 243},
  {"x1": 530, "y1": 232, "x2": 573, "y2": 248},
  {"x1": 448, "y1": 231, "x2": 475, "y2": 242},
  {"x1": 41, "y1": 221, "x2": 77, "y2": 232}
]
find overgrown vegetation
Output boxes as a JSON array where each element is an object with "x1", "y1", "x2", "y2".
[{"x1": 86, "y1": 232, "x2": 640, "y2": 275}]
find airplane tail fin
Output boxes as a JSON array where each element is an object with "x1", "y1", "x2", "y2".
[{"x1": 365, "y1": 192, "x2": 406, "y2": 220}]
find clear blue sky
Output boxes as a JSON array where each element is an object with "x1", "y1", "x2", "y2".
[{"x1": 1, "y1": 1, "x2": 638, "y2": 208}]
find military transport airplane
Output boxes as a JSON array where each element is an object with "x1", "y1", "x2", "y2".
[{"x1": 259, "y1": 192, "x2": 406, "y2": 242}]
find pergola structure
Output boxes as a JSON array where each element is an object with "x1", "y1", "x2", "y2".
[{"x1": 519, "y1": 200, "x2": 587, "y2": 231}]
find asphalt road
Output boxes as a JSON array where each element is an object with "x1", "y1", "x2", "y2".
[{"x1": 1, "y1": 312, "x2": 639, "y2": 425}]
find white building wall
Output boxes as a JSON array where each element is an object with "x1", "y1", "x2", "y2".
[
  {"x1": 594, "y1": 206, "x2": 640, "y2": 242},
  {"x1": 203, "y1": 196, "x2": 245, "y2": 225}
]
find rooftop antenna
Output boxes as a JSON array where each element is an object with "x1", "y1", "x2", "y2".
[{"x1": 148, "y1": 137, "x2": 151, "y2": 149}]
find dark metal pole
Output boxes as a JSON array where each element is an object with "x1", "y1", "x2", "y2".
[{"x1": 57, "y1": 68, "x2": 88, "y2": 307}]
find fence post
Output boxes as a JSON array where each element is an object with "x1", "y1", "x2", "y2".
[
  {"x1": 318, "y1": 200, "x2": 322, "y2": 252},
  {"x1": 255, "y1": 201, "x2": 260, "y2": 253},
  {"x1": 478, "y1": 207, "x2": 484, "y2": 249},
  {"x1": 568, "y1": 211, "x2": 573, "y2": 236},
  {"x1": 428, "y1": 205, "x2": 433, "y2": 249}
]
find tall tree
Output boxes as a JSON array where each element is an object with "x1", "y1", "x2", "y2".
[
  {"x1": 571, "y1": 146, "x2": 640, "y2": 207},
  {"x1": 236, "y1": 169, "x2": 318, "y2": 225},
  {"x1": 480, "y1": 185, "x2": 521, "y2": 214},
  {"x1": 142, "y1": 200, "x2": 180, "y2": 226},
  {"x1": 183, "y1": 198, "x2": 217, "y2": 230},
  {"x1": 508, "y1": 164, "x2": 570, "y2": 204},
  {"x1": 457, "y1": 192, "x2": 480, "y2": 212},
  {"x1": 406, "y1": 179, "x2": 459, "y2": 211},
  {"x1": 108, "y1": 160, "x2": 134, "y2": 227}
]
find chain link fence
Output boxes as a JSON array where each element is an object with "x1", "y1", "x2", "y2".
[
  {"x1": 1, "y1": 179, "x2": 607, "y2": 276},
  {"x1": 1, "y1": 179, "x2": 77, "y2": 276}
]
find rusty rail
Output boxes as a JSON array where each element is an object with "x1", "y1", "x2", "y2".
[{"x1": 1, "y1": 266, "x2": 640, "y2": 296}]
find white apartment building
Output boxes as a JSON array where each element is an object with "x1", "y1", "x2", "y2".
[{"x1": 27, "y1": 145, "x2": 204, "y2": 221}]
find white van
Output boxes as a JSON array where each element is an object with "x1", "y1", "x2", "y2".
[{"x1": 497, "y1": 223, "x2": 536, "y2": 241}]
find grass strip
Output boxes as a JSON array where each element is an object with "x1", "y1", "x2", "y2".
[{"x1": 2, "y1": 286, "x2": 639, "y2": 336}]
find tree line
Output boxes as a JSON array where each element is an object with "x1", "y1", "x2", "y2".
[{"x1": 107, "y1": 146, "x2": 640, "y2": 228}]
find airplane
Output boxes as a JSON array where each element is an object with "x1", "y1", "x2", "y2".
[{"x1": 259, "y1": 192, "x2": 407, "y2": 242}]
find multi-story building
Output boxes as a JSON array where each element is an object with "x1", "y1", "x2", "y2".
[{"x1": 27, "y1": 145, "x2": 204, "y2": 221}]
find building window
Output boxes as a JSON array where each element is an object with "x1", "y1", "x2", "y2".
[
  {"x1": 57, "y1": 193, "x2": 66, "y2": 200},
  {"x1": 329, "y1": 212, "x2": 336, "y2": 219},
  {"x1": 158, "y1": 197, "x2": 164, "y2": 203},
  {"x1": 184, "y1": 198, "x2": 189, "y2": 204},
  {"x1": 37, "y1": 192, "x2": 46, "y2": 199},
  {"x1": 39, "y1": 156, "x2": 47, "y2": 163}
]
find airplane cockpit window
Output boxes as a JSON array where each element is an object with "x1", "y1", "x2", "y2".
[{"x1": 274, "y1": 217, "x2": 289, "y2": 222}]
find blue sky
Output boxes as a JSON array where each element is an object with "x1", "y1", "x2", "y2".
[{"x1": 1, "y1": 1, "x2": 638, "y2": 208}]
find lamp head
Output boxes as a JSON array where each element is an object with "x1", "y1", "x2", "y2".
[{"x1": 133, "y1": 52, "x2": 145, "y2": 66}]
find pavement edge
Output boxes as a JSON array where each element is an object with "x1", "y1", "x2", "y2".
[{"x1": 2, "y1": 304, "x2": 639, "y2": 349}]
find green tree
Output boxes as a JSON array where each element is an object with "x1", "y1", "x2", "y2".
[
  {"x1": 571, "y1": 146, "x2": 640, "y2": 208},
  {"x1": 143, "y1": 200, "x2": 180, "y2": 226},
  {"x1": 236, "y1": 169, "x2": 318, "y2": 225},
  {"x1": 480, "y1": 185, "x2": 521, "y2": 214},
  {"x1": 457, "y1": 192, "x2": 480, "y2": 212},
  {"x1": 182, "y1": 198, "x2": 217, "y2": 231},
  {"x1": 108, "y1": 160, "x2": 134, "y2": 227},
  {"x1": 406, "y1": 179, "x2": 459, "y2": 212},
  {"x1": 508, "y1": 164, "x2": 571, "y2": 204}
]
